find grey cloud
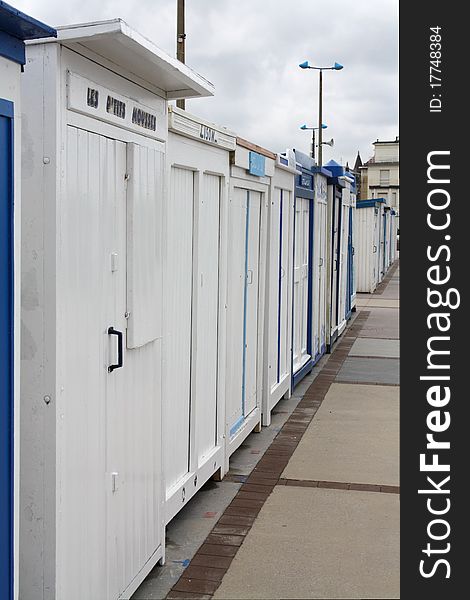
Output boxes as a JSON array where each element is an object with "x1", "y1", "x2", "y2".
[{"x1": 16, "y1": 0, "x2": 398, "y2": 164}]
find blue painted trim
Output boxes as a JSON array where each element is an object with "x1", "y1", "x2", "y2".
[
  {"x1": 306, "y1": 196, "x2": 314, "y2": 368},
  {"x1": 382, "y1": 211, "x2": 387, "y2": 274},
  {"x1": 356, "y1": 198, "x2": 386, "y2": 209},
  {"x1": 241, "y1": 191, "x2": 250, "y2": 418},
  {"x1": 248, "y1": 152, "x2": 265, "y2": 177},
  {"x1": 292, "y1": 358, "x2": 314, "y2": 387},
  {"x1": 335, "y1": 189, "x2": 342, "y2": 328},
  {"x1": 312, "y1": 166, "x2": 332, "y2": 177},
  {"x1": 327, "y1": 176, "x2": 346, "y2": 187},
  {"x1": 0, "y1": 29, "x2": 24, "y2": 64},
  {"x1": 0, "y1": 2, "x2": 56, "y2": 40},
  {"x1": 276, "y1": 191, "x2": 283, "y2": 384},
  {"x1": 0, "y1": 99, "x2": 14, "y2": 600},
  {"x1": 230, "y1": 415, "x2": 245, "y2": 438},
  {"x1": 0, "y1": 98, "x2": 14, "y2": 117}
]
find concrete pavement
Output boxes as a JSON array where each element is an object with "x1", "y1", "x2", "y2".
[
  {"x1": 214, "y1": 264, "x2": 400, "y2": 599},
  {"x1": 134, "y1": 262, "x2": 400, "y2": 600}
]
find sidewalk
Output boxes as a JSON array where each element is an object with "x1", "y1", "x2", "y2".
[
  {"x1": 213, "y1": 264, "x2": 400, "y2": 599},
  {"x1": 135, "y1": 262, "x2": 400, "y2": 600}
]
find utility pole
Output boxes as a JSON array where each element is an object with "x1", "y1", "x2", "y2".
[
  {"x1": 318, "y1": 70, "x2": 323, "y2": 167},
  {"x1": 176, "y1": 0, "x2": 186, "y2": 110}
]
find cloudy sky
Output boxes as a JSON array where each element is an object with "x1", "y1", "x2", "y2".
[{"x1": 16, "y1": 0, "x2": 398, "y2": 165}]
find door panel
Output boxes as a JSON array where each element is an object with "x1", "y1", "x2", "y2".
[
  {"x1": 227, "y1": 188, "x2": 248, "y2": 433},
  {"x1": 244, "y1": 191, "x2": 261, "y2": 417},
  {"x1": 60, "y1": 127, "x2": 122, "y2": 599},
  {"x1": 62, "y1": 128, "x2": 162, "y2": 599},
  {"x1": 292, "y1": 198, "x2": 310, "y2": 373},
  {"x1": 194, "y1": 173, "x2": 221, "y2": 464},
  {"x1": 110, "y1": 143, "x2": 163, "y2": 597},
  {"x1": 278, "y1": 190, "x2": 290, "y2": 382},
  {"x1": 164, "y1": 167, "x2": 194, "y2": 491},
  {"x1": 331, "y1": 195, "x2": 340, "y2": 330}
]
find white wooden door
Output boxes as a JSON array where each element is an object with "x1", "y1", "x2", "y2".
[
  {"x1": 373, "y1": 210, "x2": 380, "y2": 286},
  {"x1": 194, "y1": 173, "x2": 221, "y2": 465},
  {"x1": 244, "y1": 191, "x2": 261, "y2": 417},
  {"x1": 312, "y1": 198, "x2": 321, "y2": 358},
  {"x1": 331, "y1": 195, "x2": 340, "y2": 331},
  {"x1": 61, "y1": 131, "x2": 163, "y2": 600},
  {"x1": 109, "y1": 143, "x2": 163, "y2": 599},
  {"x1": 338, "y1": 200, "x2": 349, "y2": 326},
  {"x1": 318, "y1": 200, "x2": 327, "y2": 353},
  {"x1": 227, "y1": 187, "x2": 261, "y2": 436},
  {"x1": 164, "y1": 167, "x2": 194, "y2": 493},
  {"x1": 60, "y1": 127, "x2": 117, "y2": 600},
  {"x1": 278, "y1": 190, "x2": 291, "y2": 384},
  {"x1": 293, "y1": 198, "x2": 310, "y2": 373}
]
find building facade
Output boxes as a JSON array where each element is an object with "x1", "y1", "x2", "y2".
[{"x1": 359, "y1": 137, "x2": 399, "y2": 212}]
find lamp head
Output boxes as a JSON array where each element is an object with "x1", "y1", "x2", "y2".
[
  {"x1": 333, "y1": 62, "x2": 344, "y2": 70},
  {"x1": 321, "y1": 124, "x2": 328, "y2": 129},
  {"x1": 299, "y1": 60, "x2": 310, "y2": 69},
  {"x1": 300, "y1": 124, "x2": 308, "y2": 130}
]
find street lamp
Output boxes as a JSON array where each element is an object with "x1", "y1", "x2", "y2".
[
  {"x1": 299, "y1": 123, "x2": 327, "y2": 161},
  {"x1": 299, "y1": 60, "x2": 343, "y2": 166}
]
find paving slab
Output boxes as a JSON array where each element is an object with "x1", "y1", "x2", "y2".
[
  {"x1": 366, "y1": 298, "x2": 399, "y2": 308},
  {"x1": 283, "y1": 383, "x2": 399, "y2": 486},
  {"x1": 214, "y1": 486, "x2": 399, "y2": 599},
  {"x1": 349, "y1": 338, "x2": 400, "y2": 358},
  {"x1": 336, "y1": 357, "x2": 399, "y2": 385}
]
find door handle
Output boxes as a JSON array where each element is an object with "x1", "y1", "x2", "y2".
[
  {"x1": 373, "y1": 245, "x2": 377, "y2": 253},
  {"x1": 319, "y1": 258, "x2": 323, "y2": 267},
  {"x1": 246, "y1": 269, "x2": 253, "y2": 284},
  {"x1": 108, "y1": 327, "x2": 123, "y2": 372}
]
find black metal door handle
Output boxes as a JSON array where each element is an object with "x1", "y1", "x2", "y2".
[{"x1": 108, "y1": 327, "x2": 123, "y2": 372}]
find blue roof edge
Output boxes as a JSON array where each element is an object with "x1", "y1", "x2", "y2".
[{"x1": 0, "y1": 1, "x2": 56, "y2": 41}]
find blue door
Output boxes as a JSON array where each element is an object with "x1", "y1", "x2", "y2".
[{"x1": 0, "y1": 99, "x2": 14, "y2": 600}]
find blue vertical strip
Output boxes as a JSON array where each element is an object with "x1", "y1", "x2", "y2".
[
  {"x1": 241, "y1": 191, "x2": 250, "y2": 419},
  {"x1": 335, "y1": 190, "x2": 342, "y2": 324},
  {"x1": 383, "y1": 213, "x2": 387, "y2": 275},
  {"x1": 306, "y1": 197, "x2": 314, "y2": 360},
  {"x1": 276, "y1": 191, "x2": 283, "y2": 383},
  {"x1": 0, "y1": 101, "x2": 14, "y2": 600}
]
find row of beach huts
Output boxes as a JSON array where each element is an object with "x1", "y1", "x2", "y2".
[{"x1": 0, "y1": 5, "x2": 397, "y2": 599}]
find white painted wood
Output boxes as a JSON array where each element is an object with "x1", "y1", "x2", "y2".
[
  {"x1": 330, "y1": 186, "x2": 341, "y2": 342},
  {"x1": 126, "y1": 144, "x2": 163, "y2": 348},
  {"x1": 292, "y1": 197, "x2": 310, "y2": 373},
  {"x1": 164, "y1": 109, "x2": 233, "y2": 523},
  {"x1": 164, "y1": 166, "x2": 194, "y2": 496},
  {"x1": 1, "y1": 53, "x2": 22, "y2": 600},
  {"x1": 194, "y1": 173, "x2": 221, "y2": 466},
  {"x1": 337, "y1": 182, "x2": 351, "y2": 334},
  {"x1": 21, "y1": 37, "x2": 169, "y2": 600},
  {"x1": 262, "y1": 154, "x2": 296, "y2": 426},
  {"x1": 225, "y1": 144, "x2": 271, "y2": 460},
  {"x1": 28, "y1": 19, "x2": 214, "y2": 101},
  {"x1": 355, "y1": 202, "x2": 384, "y2": 293},
  {"x1": 315, "y1": 174, "x2": 328, "y2": 356},
  {"x1": 244, "y1": 190, "x2": 262, "y2": 418}
]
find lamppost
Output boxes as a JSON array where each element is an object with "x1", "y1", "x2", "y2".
[
  {"x1": 299, "y1": 60, "x2": 343, "y2": 166},
  {"x1": 300, "y1": 123, "x2": 328, "y2": 162}
]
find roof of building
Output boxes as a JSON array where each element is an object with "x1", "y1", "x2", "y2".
[
  {"x1": 27, "y1": 19, "x2": 214, "y2": 100},
  {"x1": 0, "y1": 1, "x2": 56, "y2": 64}
]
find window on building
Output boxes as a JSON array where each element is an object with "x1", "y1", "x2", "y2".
[
  {"x1": 380, "y1": 169, "x2": 390, "y2": 185},
  {"x1": 392, "y1": 192, "x2": 397, "y2": 207}
]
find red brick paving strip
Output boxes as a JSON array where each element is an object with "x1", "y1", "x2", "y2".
[
  {"x1": 372, "y1": 259, "x2": 399, "y2": 295},
  {"x1": 167, "y1": 310, "x2": 370, "y2": 599}
]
